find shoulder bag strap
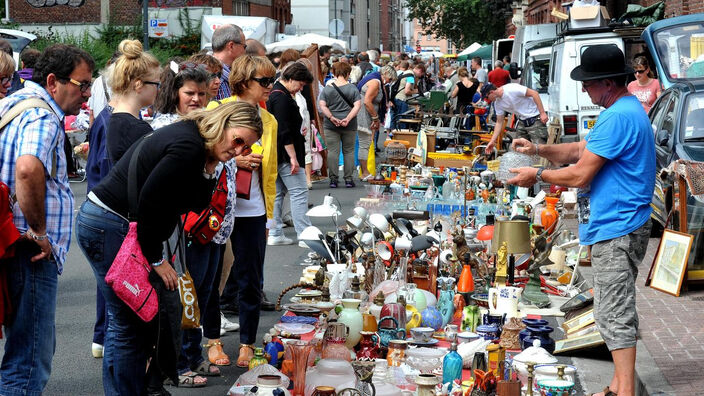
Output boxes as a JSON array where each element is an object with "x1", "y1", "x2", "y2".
[
  {"x1": 126, "y1": 133, "x2": 152, "y2": 222},
  {"x1": 331, "y1": 83, "x2": 355, "y2": 110}
]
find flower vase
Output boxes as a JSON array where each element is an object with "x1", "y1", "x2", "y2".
[
  {"x1": 337, "y1": 298, "x2": 364, "y2": 348},
  {"x1": 322, "y1": 338, "x2": 352, "y2": 361},
  {"x1": 249, "y1": 347, "x2": 269, "y2": 369},
  {"x1": 457, "y1": 264, "x2": 474, "y2": 293},
  {"x1": 541, "y1": 196, "x2": 559, "y2": 234},
  {"x1": 437, "y1": 287, "x2": 455, "y2": 327},
  {"x1": 288, "y1": 340, "x2": 313, "y2": 396}
]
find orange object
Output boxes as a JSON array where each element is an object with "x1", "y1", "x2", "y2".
[
  {"x1": 541, "y1": 196, "x2": 559, "y2": 234},
  {"x1": 453, "y1": 293, "x2": 466, "y2": 320},
  {"x1": 477, "y1": 225, "x2": 494, "y2": 241},
  {"x1": 457, "y1": 264, "x2": 475, "y2": 293},
  {"x1": 481, "y1": 189, "x2": 489, "y2": 203}
]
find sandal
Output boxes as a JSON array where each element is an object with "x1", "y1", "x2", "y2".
[
  {"x1": 192, "y1": 360, "x2": 220, "y2": 377},
  {"x1": 204, "y1": 341, "x2": 230, "y2": 366},
  {"x1": 237, "y1": 343, "x2": 255, "y2": 368},
  {"x1": 165, "y1": 372, "x2": 206, "y2": 388},
  {"x1": 589, "y1": 386, "x2": 617, "y2": 396}
]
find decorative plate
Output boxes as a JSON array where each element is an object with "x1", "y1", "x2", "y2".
[
  {"x1": 408, "y1": 338, "x2": 440, "y2": 347},
  {"x1": 280, "y1": 315, "x2": 319, "y2": 325},
  {"x1": 282, "y1": 304, "x2": 321, "y2": 317},
  {"x1": 274, "y1": 322, "x2": 315, "y2": 335}
]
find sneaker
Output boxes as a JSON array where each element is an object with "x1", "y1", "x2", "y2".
[
  {"x1": 329, "y1": 177, "x2": 338, "y2": 188},
  {"x1": 220, "y1": 312, "x2": 240, "y2": 332},
  {"x1": 91, "y1": 343, "x2": 104, "y2": 358},
  {"x1": 298, "y1": 241, "x2": 309, "y2": 248},
  {"x1": 345, "y1": 178, "x2": 355, "y2": 188},
  {"x1": 268, "y1": 234, "x2": 293, "y2": 246}
]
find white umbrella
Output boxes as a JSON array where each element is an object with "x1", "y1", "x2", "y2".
[
  {"x1": 458, "y1": 42, "x2": 482, "y2": 57},
  {"x1": 266, "y1": 33, "x2": 348, "y2": 53}
]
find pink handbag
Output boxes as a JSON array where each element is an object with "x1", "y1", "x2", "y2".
[
  {"x1": 105, "y1": 221, "x2": 158, "y2": 322},
  {"x1": 104, "y1": 135, "x2": 158, "y2": 322}
]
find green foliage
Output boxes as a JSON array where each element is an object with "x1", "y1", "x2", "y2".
[
  {"x1": 405, "y1": 0, "x2": 512, "y2": 48},
  {"x1": 26, "y1": 8, "x2": 202, "y2": 75}
]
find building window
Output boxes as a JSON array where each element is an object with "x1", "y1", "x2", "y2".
[
  {"x1": 417, "y1": 32, "x2": 422, "y2": 40},
  {"x1": 233, "y1": 0, "x2": 248, "y2": 15},
  {"x1": 426, "y1": 34, "x2": 431, "y2": 40}
]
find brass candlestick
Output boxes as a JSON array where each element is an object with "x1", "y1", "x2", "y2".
[{"x1": 526, "y1": 362, "x2": 535, "y2": 396}]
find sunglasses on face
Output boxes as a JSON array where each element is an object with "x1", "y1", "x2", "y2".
[
  {"x1": 634, "y1": 69, "x2": 647, "y2": 74},
  {"x1": 0, "y1": 76, "x2": 11, "y2": 86},
  {"x1": 251, "y1": 76, "x2": 276, "y2": 88},
  {"x1": 61, "y1": 77, "x2": 92, "y2": 93},
  {"x1": 233, "y1": 136, "x2": 252, "y2": 155},
  {"x1": 210, "y1": 72, "x2": 222, "y2": 80}
]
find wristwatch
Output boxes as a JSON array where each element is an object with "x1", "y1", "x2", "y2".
[
  {"x1": 536, "y1": 167, "x2": 545, "y2": 183},
  {"x1": 151, "y1": 259, "x2": 164, "y2": 268},
  {"x1": 27, "y1": 229, "x2": 48, "y2": 241}
]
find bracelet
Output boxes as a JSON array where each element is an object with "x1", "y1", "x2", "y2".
[
  {"x1": 372, "y1": 116, "x2": 379, "y2": 121},
  {"x1": 151, "y1": 259, "x2": 164, "y2": 268},
  {"x1": 535, "y1": 143, "x2": 540, "y2": 156},
  {"x1": 27, "y1": 229, "x2": 48, "y2": 241}
]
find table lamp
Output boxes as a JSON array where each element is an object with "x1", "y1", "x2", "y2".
[{"x1": 491, "y1": 219, "x2": 531, "y2": 286}]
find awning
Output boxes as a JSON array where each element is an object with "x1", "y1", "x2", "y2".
[{"x1": 457, "y1": 44, "x2": 491, "y2": 62}]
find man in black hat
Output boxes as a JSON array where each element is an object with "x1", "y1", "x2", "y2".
[
  {"x1": 507, "y1": 45, "x2": 655, "y2": 396},
  {"x1": 481, "y1": 81, "x2": 548, "y2": 154}
]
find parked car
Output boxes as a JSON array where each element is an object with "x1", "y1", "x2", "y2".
[
  {"x1": 0, "y1": 29, "x2": 37, "y2": 70},
  {"x1": 643, "y1": 14, "x2": 704, "y2": 277}
]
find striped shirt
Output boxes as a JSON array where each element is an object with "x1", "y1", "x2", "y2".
[
  {"x1": 0, "y1": 81, "x2": 72, "y2": 273},
  {"x1": 216, "y1": 62, "x2": 231, "y2": 101}
]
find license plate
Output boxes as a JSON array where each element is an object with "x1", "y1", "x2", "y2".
[{"x1": 584, "y1": 119, "x2": 596, "y2": 130}]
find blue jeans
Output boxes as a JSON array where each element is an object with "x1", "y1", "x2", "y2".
[
  {"x1": 76, "y1": 200, "x2": 156, "y2": 396},
  {"x1": 177, "y1": 242, "x2": 222, "y2": 374},
  {"x1": 391, "y1": 98, "x2": 409, "y2": 130},
  {"x1": 0, "y1": 241, "x2": 58, "y2": 396},
  {"x1": 271, "y1": 162, "x2": 312, "y2": 238}
]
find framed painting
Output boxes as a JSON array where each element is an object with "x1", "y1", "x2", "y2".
[{"x1": 650, "y1": 229, "x2": 694, "y2": 297}]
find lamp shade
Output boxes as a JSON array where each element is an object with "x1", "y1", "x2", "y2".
[
  {"x1": 369, "y1": 213, "x2": 390, "y2": 232},
  {"x1": 376, "y1": 241, "x2": 393, "y2": 260},
  {"x1": 491, "y1": 219, "x2": 531, "y2": 254},
  {"x1": 394, "y1": 236, "x2": 412, "y2": 251},
  {"x1": 346, "y1": 216, "x2": 363, "y2": 230},
  {"x1": 353, "y1": 207, "x2": 369, "y2": 221},
  {"x1": 299, "y1": 226, "x2": 334, "y2": 262},
  {"x1": 410, "y1": 235, "x2": 437, "y2": 253},
  {"x1": 306, "y1": 195, "x2": 341, "y2": 217}
]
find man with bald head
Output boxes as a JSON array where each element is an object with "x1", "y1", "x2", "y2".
[
  {"x1": 211, "y1": 24, "x2": 246, "y2": 99},
  {"x1": 245, "y1": 38, "x2": 267, "y2": 56}
]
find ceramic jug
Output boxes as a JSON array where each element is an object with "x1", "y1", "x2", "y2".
[
  {"x1": 249, "y1": 374, "x2": 291, "y2": 396},
  {"x1": 377, "y1": 316, "x2": 406, "y2": 348},
  {"x1": 488, "y1": 286, "x2": 522, "y2": 319},
  {"x1": 405, "y1": 305, "x2": 422, "y2": 332},
  {"x1": 356, "y1": 331, "x2": 380, "y2": 361},
  {"x1": 437, "y1": 287, "x2": 455, "y2": 327},
  {"x1": 420, "y1": 306, "x2": 443, "y2": 331},
  {"x1": 337, "y1": 298, "x2": 363, "y2": 348},
  {"x1": 379, "y1": 301, "x2": 406, "y2": 329},
  {"x1": 461, "y1": 305, "x2": 480, "y2": 332}
]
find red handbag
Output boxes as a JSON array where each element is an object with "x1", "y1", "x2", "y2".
[
  {"x1": 183, "y1": 169, "x2": 228, "y2": 244},
  {"x1": 0, "y1": 181, "x2": 20, "y2": 259},
  {"x1": 235, "y1": 167, "x2": 252, "y2": 200}
]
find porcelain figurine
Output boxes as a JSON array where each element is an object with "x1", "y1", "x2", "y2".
[{"x1": 452, "y1": 293, "x2": 465, "y2": 321}]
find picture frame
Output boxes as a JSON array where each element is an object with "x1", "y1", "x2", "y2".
[
  {"x1": 649, "y1": 229, "x2": 694, "y2": 297},
  {"x1": 554, "y1": 331, "x2": 605, "y2": 354},
  {"x1": 561, "y1": 308, "x2": 595, "y2": 335}
]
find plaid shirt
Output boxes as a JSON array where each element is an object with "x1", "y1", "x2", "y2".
[
  {"x1": 0, "y1": 81, "x2": 72, "y2": 273},
  {"x1": 216, "y1": 62, "x2": 231, "y2": 100}
]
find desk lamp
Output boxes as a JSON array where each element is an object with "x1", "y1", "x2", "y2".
[{"x1": 491, "y1": 219, "x2": 531, "y2": 287}]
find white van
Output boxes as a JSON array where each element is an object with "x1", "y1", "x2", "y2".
[
  {"x1": 511, "y1": 23, "x2": 558, "y2": 69},
  {"x1": 548, "y1": 27, "x2": 647, "y2": 142},
  {"x1": 522, "y1": 45, "x2": 552, "y2": 108}
]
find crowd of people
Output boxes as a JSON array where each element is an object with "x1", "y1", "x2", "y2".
[{"x1": 0, "y1": 21, "x2": 663, "y2": 396}]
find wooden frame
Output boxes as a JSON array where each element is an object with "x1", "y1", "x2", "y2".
[
  {"x1": 649, "y1": 229, "x2": 694, "y2": 297},
  {"x1": 561, "y1": 308, "x2": 595, "y2": 335},
  {"x1": 674, "y1": 175, "x2": 704, "y2": 281},
  {"x1": 554, "y1": 331, "x2": 604, "y2": 354}
]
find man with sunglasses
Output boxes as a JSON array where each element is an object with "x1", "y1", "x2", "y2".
[
  {"x1": 0, "y1": 44, "x2": 94, "y2": 395},
  {"x1": 211, "y1": 24, "x2": 247, "y2": 100},
  {"x1": 507, "y1": 45, "x2": 654, "y2": 396}
]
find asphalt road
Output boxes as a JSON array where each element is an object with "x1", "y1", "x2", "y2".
[{"x1": 0, "y1": 177, "x2": 368, "y2": 396}]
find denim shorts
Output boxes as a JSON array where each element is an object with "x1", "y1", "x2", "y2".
[{"x1": 591, "y1": 220, "x2": 651, "y2": 351}]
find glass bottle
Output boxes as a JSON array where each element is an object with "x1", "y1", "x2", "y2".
[
  {"x1": 321, "y1": 337, "x2": 352, "y2": 361},
  {"x1": 248, "y1": 347, "x2": 269, "y2": 370},
  {"x1": 442, "y1": 340, "x2": 463, "y2": 388}
]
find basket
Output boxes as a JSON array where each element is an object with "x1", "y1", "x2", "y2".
[{"x1": 385, "y1": 141, "x2": 408, "y2": 166}]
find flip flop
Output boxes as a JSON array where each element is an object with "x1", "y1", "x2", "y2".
[
  {"x1": 192, "y1": 360, "x2": 220, "y2": 377},
  {"x1": 589, "y1": 386, "x2": 617, "y2": 396},
  {"x1": 165, "y1": 372, "x2": 206, "y2": 388}
]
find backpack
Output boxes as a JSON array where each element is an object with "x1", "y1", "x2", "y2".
[{"x1": 389, "y1": 72, "x2": 414, "y2": 101}]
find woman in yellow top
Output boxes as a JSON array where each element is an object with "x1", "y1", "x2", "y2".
[{"x1": 206, "y1": 55, "x2": 278, "y2": 367}]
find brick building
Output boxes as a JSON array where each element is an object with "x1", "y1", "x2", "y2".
[
  {"x1": 8, "y1": 0, "x2": 291, "y2": 32},
  {"x1": 511, "y1": 0, "x2": 703, "y2": 31}
]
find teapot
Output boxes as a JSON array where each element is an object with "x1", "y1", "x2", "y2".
[
  {"x1": 356, "y1": 331, "x2": 381, "y2": 361},
  {"x1": 377, "y1": 316, "x2": 406, "y2": 348},
  {"x1": 488, "y1": 286, "x2": 522, "y2": 319}
]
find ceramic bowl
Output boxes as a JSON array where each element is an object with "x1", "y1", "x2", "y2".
[
  {"x1": 410, "y1": 327, "x2": 435, "y2": 343},
  {"x1": 534, "y1": 364, "x2": 577, "y2": 384},
  {"x1": 471, "y1": 292, "x2": 489, "y2": 308},
  {"x1": 405, "y1": 347, "x2": 446, "y2": 373},
  {"x1": 536, "y1": 378, "x2": 575, "y2": 396},
  {"x1": 457, "y1": 331, "x2": 479, "y2": 344}
]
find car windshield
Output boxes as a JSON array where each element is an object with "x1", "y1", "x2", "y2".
[
  {"x1": 654, "y1": 22, "x2": 704, "y2": 81},
  {"x1": 683, "y1": 92, "x2": 704, "y2": 141}
]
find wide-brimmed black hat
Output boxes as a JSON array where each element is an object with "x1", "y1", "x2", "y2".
[{"x1": 570, "y1": 45, "x2": 634, "y2": 81}]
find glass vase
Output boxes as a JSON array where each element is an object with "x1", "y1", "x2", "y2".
[{"x1": 288, "y1": 340, "x2": 313, "y2": 396}]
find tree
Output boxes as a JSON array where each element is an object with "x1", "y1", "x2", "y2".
[{"x1": 405, "y1": 0, "x2": 512, "y2": 48}]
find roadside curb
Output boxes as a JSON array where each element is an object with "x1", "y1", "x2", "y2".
[{"x1": 635, "y1": 338, "x2": 676, "y2": 396}]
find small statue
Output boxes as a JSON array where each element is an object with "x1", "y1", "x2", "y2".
[{"x1": 495, "y1": 241, "x2": 508, "y2": 286}]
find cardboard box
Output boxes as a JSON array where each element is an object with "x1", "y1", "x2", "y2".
[
  {"x1": 569, "y1": 5, "x2": 608, "y2": 29},
  {"x1": 426, "y1": 156, "x2": 474, "y2": 168},
  {"x1": 391, "y1": 130, "x2": 436, "y2": 151}
]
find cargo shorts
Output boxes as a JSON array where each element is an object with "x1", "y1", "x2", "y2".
[
  {"x1": 509, "y1": 118, "x2": 548, "y2": 144},
  {"x1": 591, "y1": 220, "x2": 651, "y2": 351}
]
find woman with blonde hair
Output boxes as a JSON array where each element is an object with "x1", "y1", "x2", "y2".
[
  {"x1": 76, "y1": 101, "x2": 263, "y2": 394},
  {"x1": 628, "y1": 56, "x2": 661, "y2": 113},
  {"x1": 206, "y1": 55, "x2": 279, "y2": 368},
  {"x1": 0, "y1": 51, "x2": 17, "y2": 98}
]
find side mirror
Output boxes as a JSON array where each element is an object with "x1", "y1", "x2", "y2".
[
  {"x1": 509, "y1": 62, "x2": 521, "y2": 79},
  {"x1": 656, "y1": 129, "x2": 669, "y2": 146}
]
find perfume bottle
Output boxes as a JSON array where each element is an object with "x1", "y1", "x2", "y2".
[{"x1": 442, "y1": 339, "x2": 463, "y2": 388}]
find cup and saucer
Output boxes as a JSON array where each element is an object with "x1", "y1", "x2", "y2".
[{"x1": 409, "y1": 327, "x2": 439, "y2": 346}]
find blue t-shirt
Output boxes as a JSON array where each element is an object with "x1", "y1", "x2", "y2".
[{"x1": 578, "y1": 95, "x2": 655, "y2": 245}]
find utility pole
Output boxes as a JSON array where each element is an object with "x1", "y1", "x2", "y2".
[{"x1": 142, "y1": 0, "x2": 149, "y2": 50}]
